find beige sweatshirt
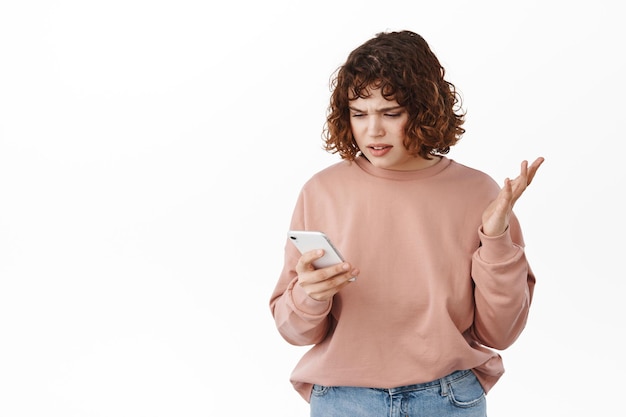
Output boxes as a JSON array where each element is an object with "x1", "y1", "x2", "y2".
[{"x1": 269, "y1": 156, "x2": 535, "y2": 402}]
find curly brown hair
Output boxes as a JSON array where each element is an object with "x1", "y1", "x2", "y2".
[{"x1": 323, "y1": 30, "x2": 465, "y2": 160}]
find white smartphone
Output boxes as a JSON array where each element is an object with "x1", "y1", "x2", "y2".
[{"x1": 288, "y1": 230, "x2": 345, "y2": 269}]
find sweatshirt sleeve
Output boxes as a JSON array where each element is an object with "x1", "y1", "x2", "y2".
[
  {"x1": 269, "y1": 186, "x2": 334, "y2": 346},
  {"x1": 470, "y1": 215, "x2": 536, "y2": 350},
  {"x1": 269, "y1": 272, "x2": 333, "y2": 346}
]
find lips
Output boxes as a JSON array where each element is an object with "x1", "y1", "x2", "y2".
[{"x1": 368, "y1": 144, "x2": 392, "y2": 157}]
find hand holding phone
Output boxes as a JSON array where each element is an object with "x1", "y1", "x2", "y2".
[
  {"x1": 288, "y1": 231, "x2": 358, "y2": 298},
  {"x1": 288, "y1": 230, "x2": 345, "y2": 269}
]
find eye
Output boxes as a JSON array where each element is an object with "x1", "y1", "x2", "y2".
[
  {"x1": 384, "y1": 112, "x2": 402, "y2": 118},
  {"x1": 350, "y1": 113, "x2": 366, "y2": 118}
]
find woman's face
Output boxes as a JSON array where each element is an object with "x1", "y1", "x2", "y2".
[{"x1": 349, "y1": 88, "x2": 436, "y2": 171}]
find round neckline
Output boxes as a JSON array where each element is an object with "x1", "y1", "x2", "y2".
[{"x1": 354, "y1": 155, "x2": 451, "y2": 180}]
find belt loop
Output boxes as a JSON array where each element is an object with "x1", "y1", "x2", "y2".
[{"x1": 439, "y1": 376, "x2": 449, "y2": 397}]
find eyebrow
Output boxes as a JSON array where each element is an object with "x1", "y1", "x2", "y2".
[{"x1": 348, "y1": 105, "x2": 404, "y2": 113}]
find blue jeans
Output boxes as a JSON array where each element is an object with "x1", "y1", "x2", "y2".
[{"x1": 310, "y1": 369, "x2": 487, "y2": 417}]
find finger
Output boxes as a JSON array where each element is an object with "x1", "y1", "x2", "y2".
[
  {"x1": 300, "y1": 257, "x2": 353, "y2": 282},
  {"x1": 513, "y1": 160, "x2": 528, "y2": 187},
  {"x1": 520, "y1": 159, "x2": 529, "y2": 176},
  {"x1": 304, "y1": 265, "x2": 358, "y2": 300},
  {"x1": 295, "y1": 249, "x2": 325, "y2": 274},
  {"x1": 526, "y1": 157, "x2": 545, "y2": 186},
  {"x1": 501, "y1": 177, "x2": 514, "y2": 205},
  {"x1": 320, "y1": 262, "x2": 353, "y2": 281},
  {"x1": 320, "y1": 267, "x2": 357, "y2": 288}
]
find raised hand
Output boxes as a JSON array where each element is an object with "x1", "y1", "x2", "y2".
[{"x1": 481, "y1": 157, "x2": 545, "y2": 237}]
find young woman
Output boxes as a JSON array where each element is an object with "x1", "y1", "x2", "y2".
[{"x1": 269, "y1": 30, "x2": 543, "y2": 417}]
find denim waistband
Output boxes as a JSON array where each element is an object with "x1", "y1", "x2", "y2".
[{"x1": 373, "y1": 369, "x2": 473, "y2": 395}]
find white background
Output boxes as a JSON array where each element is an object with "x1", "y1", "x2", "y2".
[{"x1": 1, "y1": 0, "x2": 624, "y2": 416}]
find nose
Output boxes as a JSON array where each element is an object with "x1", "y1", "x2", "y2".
[{"x1": 367, "y1": 115, "x2": 384, "y2": 137}]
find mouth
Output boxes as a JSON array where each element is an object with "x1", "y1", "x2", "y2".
[{"x1": 367, "y1": 144, "x2": 392, "y2": 157}]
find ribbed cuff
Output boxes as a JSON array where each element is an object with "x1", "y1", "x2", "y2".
[{"x1": 477, "y1": 226, "x2": 519, "y2": 263}]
